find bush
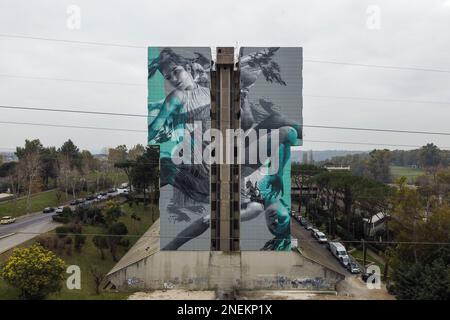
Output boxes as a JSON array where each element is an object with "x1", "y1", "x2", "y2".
[
  {"x1": 55, "y1": 226, "x2": 71, "y2": 238},
  {"x1": 67, "y1": 222, "x2": 82, "y2": 234},
  {"x1": 52, "y1": 215, "x2": 70, "y2": 223},
  {"x1": 74, "y1": 234, "x2": 87, "y2": 252},
  {"x1": 62, "y1": 207, "x2": 73, "y2": 216},
  {"x1": 0, "y1": 244, "x2": 66, "y2": 299},
  {"x1": 119, "y1": 238, "x2": 130, "y2": 248},
  {"x1": 35, "y1": 235, "x2": 54, "y2": 250}
]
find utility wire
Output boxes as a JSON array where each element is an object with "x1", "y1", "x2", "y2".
[
  {"x1": 4, "y1": 230, "x2": 450, "y2": 245},
  {"x1": 3, "y1": 72, "x2": 450, "y2": 107},
  {"x1": 2, "y1": 33, "x2": 450, "y2": 74},
  {"x1": 2, "y1": 106, "x2": 450, "y2": 137}
]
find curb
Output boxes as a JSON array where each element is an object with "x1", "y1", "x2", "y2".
[{"x1": 0, "y1": 232, "x2": 16, "y2": 240}]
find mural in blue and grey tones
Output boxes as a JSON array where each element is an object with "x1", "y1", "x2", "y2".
[
  {"x1": 239, "y1": 47, "x2": 303, "y2": 250},
  {"x1": 147, "y1": 47, "x2": 302, "y2": 251},
  {"x1": 147, "y1": 47, "x2": 211, "y2": 250}
]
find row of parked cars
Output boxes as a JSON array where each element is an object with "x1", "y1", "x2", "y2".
[
  {"x1": 43, "y1": 188, "x2": 130, "y2": 215},
  {"x1": 1, "y1": 187, "x2": 130, "y2": 226},
  {"x1": 293, "y1": 214, "x2": 361, "y2": 274}
]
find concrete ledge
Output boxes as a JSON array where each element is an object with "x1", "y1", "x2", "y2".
[
  {"x1": 0, "y1": 232, "x2": 16, "y2": 240},
  {"x1": 107, "y1": 250, "x2": 345, "y2": 292}
]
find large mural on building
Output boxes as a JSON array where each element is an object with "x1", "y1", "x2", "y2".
[
  {"x1": 239, "y1": 47, "x2": 303, "y2": 250},
  {"x1": 147, "y1": 47, "x2": 211, "y2": 250}
]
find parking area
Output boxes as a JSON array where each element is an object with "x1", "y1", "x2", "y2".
[{"x1": 290, "y1": 215, "x2": 359, "y2": 276}]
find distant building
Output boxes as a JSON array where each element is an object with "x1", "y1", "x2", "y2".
[
  {"x1": 324, "y1": 165, "x2": 350, "y2": 171},
  {"x1": 363, "y1": 212, "x2": 390, "y2": 237}
]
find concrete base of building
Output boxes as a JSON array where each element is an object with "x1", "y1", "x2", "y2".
[{"x1": 106, "y1": 222, "x2": 345, "y2": 292}]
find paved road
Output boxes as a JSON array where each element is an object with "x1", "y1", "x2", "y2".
[
  {"x1": 0, "y1": 191, "x2": 124, "y2": 254},
  {"x1": 290, "y1": 217, "x2": 349, "y2": 275},
  {"x1": 0, "y1": 212, "x2": 60, "y2": 254}
]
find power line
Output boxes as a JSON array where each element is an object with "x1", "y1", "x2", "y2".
[
  {"x1": 2, "y1": 33, "x2": 450, "y2": 74},
  {"x1": 0, "y1": 105, "x2": 147, "y2": 118},
  {"x1": 4, "y1": 230, "x2": 450, "y2": 246},
  {"x1": 0, "y1": 73, "x2": 143, "y2": 87},
  {"x1": 303, "y1": 124, "x2": 450, "y2": 136},
  {"x1": 2, "y1": 105, "x2": 450, "y2": 136},
  {"x1": 0, "y1": 33, "x2": 144, "y2": 48},
  {"x1": 304, "y1": 59, "x2": 450, "y2": 74},
  {"x1": 2, "y1": 118, "x2": 450, "y2": 145},
  {"x1": 3, "y1": 72, "x2": 450, "y2": 107},
  {"x1": 303, "y1": 139, "x2": 431, "y2": 149},
  {"x1": 0, "y1": 120, "x2": 146, "y2": 133},
  {"x1": 304, "y1": 94, "x2": 450, "y2": 106}
]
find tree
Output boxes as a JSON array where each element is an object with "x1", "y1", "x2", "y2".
[
  {"x1": 16, "y1": 139, "x2": 44, "y2": 212},
  {"x1": 367, "y1": 149, "x2": 392, "y2": 183},
  {"x1": 40, "y1": 147, "x2": 58, "y2": 189},
  {"x1": 131, "y1": 146, "x2": 160, "y2": 205},
  {"x1": 389, "y1": 178, "x2": 450, "y2": 299},
  {"x1": 92, "y1": 235, "x2": 109, "y2": 260},
  {"x1": 114, "y1": 160, "x2": 135, "y2": 192},
  {"x1": 104, "y1": 200, "x2": 122, "y2": 224},
  {"x1": 107, "y1": 222, "x2": 128, "y2": 262},
  {"x1": 74, "y1": 234, "x2": 86, "y2": 253},
  {"x1": 419, "y1": 143, "x2": 441, "y2": 172},
  {"x1": 89, "y1": 265, "x2": 105, "y2": 295},
  {"x1": 0, "y1": 244, "x2": 66, "y2": 299},
  {"x1": 58, "y1": 139, "x2": 81, "y2": 169},
  {"x1": 108, "y1": 145, "x2": 128, "y2": 165},
  {"x1": 128, "y1": 144, "x2": 145, "y2": 161}
]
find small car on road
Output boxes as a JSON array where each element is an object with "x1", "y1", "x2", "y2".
[
  {"x1": 55, "y1": 206, "x2": 64, "y2": 214},
  {"x1": 315, "y1": 231, "x2": 328, "y2": 244},
  {"x1": 0, "y1": 216, "x2": 16, "y2": 225},
  {"x1": 299, "y1": 216, "x2": 307, "y2": 226},
  {"x1": 347, "y1": 260, "x2": 361, "y2": 274},
  {"x1": 43, "y1": 207, "x2": 55, "y2": 213}
]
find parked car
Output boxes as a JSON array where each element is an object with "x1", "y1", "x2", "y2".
[
  {"x1": 340, "y1": 256, "x2": 350, "y2": 267},
  {"x1": 347, "y1": 260, "x2": 361, "y2": 274},
  {"x1": 361, "y1": 270, "x2": 373, "y2": 282},
  {"x1": 299, "y1": 217, "x2": 307, "y2": 226},
  {"x1": 43, "y1": 207, "x2": 55, "y2": 213},
  {"x1": 305, "y1": 223, "x2": 313, "y2": 230},
  {"x1": 329, "y1": 242, "x2": 350, "y2": 266},
  {"x1": 0, "y1": 216, "x2": 16, "y2": 225},
  {"x1": 311, "y1": 228, "x2": 320, "y2": 237},
  {"x1": 315, "y1": 232, "x2": 328, "y2": 244},
  {"x1": 55, "y1": 206, "x2": 64, "y2": 214},
  {"x1": 107, "y1": 188, "x2": 116, "y2": 194},
  {"x1": 69, "y1": 199, "x2": 78, "y2": 206},
  {"x1": 85, "y1": 195, "x2": 96, "y2": 201}
]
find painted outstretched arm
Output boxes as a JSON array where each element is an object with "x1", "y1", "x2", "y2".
[
  {"x1": 267, "y1": 127, "x2": 296, "y2": 199},
  {"x1": 148, "y1": 91, "x2": 182, "y2": 141},
  {"x1": 162, "y1": 215, "x2": 210, "y2": 250}
]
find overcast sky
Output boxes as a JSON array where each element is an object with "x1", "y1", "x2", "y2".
[{"x1": 1, "y1": 0, "x2": 450, "y2": 153}]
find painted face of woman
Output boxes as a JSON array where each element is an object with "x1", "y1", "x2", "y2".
[{"x1": 162, "y1": 64, "x2": 194, "y2": 90}]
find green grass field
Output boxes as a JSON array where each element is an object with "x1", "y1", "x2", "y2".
[
  {"x1": 390, "y1": 165, "x2": 424, "y2": 184},
  {"x1": 0, "y1": 203, "x2": 158, "y2": 300},
  {"x1": 0, "y1": 171, "x2": 128, "y2": 218}
]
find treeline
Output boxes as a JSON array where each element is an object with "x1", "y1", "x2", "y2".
[
  {"x1": 320, "y1": 143, "x2": 450, "y2": 183},
  {"x1": 0, "y1": 139, "x2": 149, "y2": 212},
  {"x1": 292, "y1": 163, "x2": 450, "y2": 299}
]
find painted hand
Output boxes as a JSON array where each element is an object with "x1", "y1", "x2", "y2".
[{"x1": 267, "y1": 174, "x2": 284, "y2": 199}]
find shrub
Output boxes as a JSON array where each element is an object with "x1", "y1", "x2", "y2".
[
  {"x1": 0, "y1": 244, "x2": 66, "y2": 299},
  {"x1": 74, "y1": 234, "x2": 87, "y2": 252},
  {"x1": 55, "y1": 226, "x2": 71, "y2": 238}
]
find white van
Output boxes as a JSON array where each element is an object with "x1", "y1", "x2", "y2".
[{"x1": 329, "y1": 242, "x2": 349, "y2": 266}]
